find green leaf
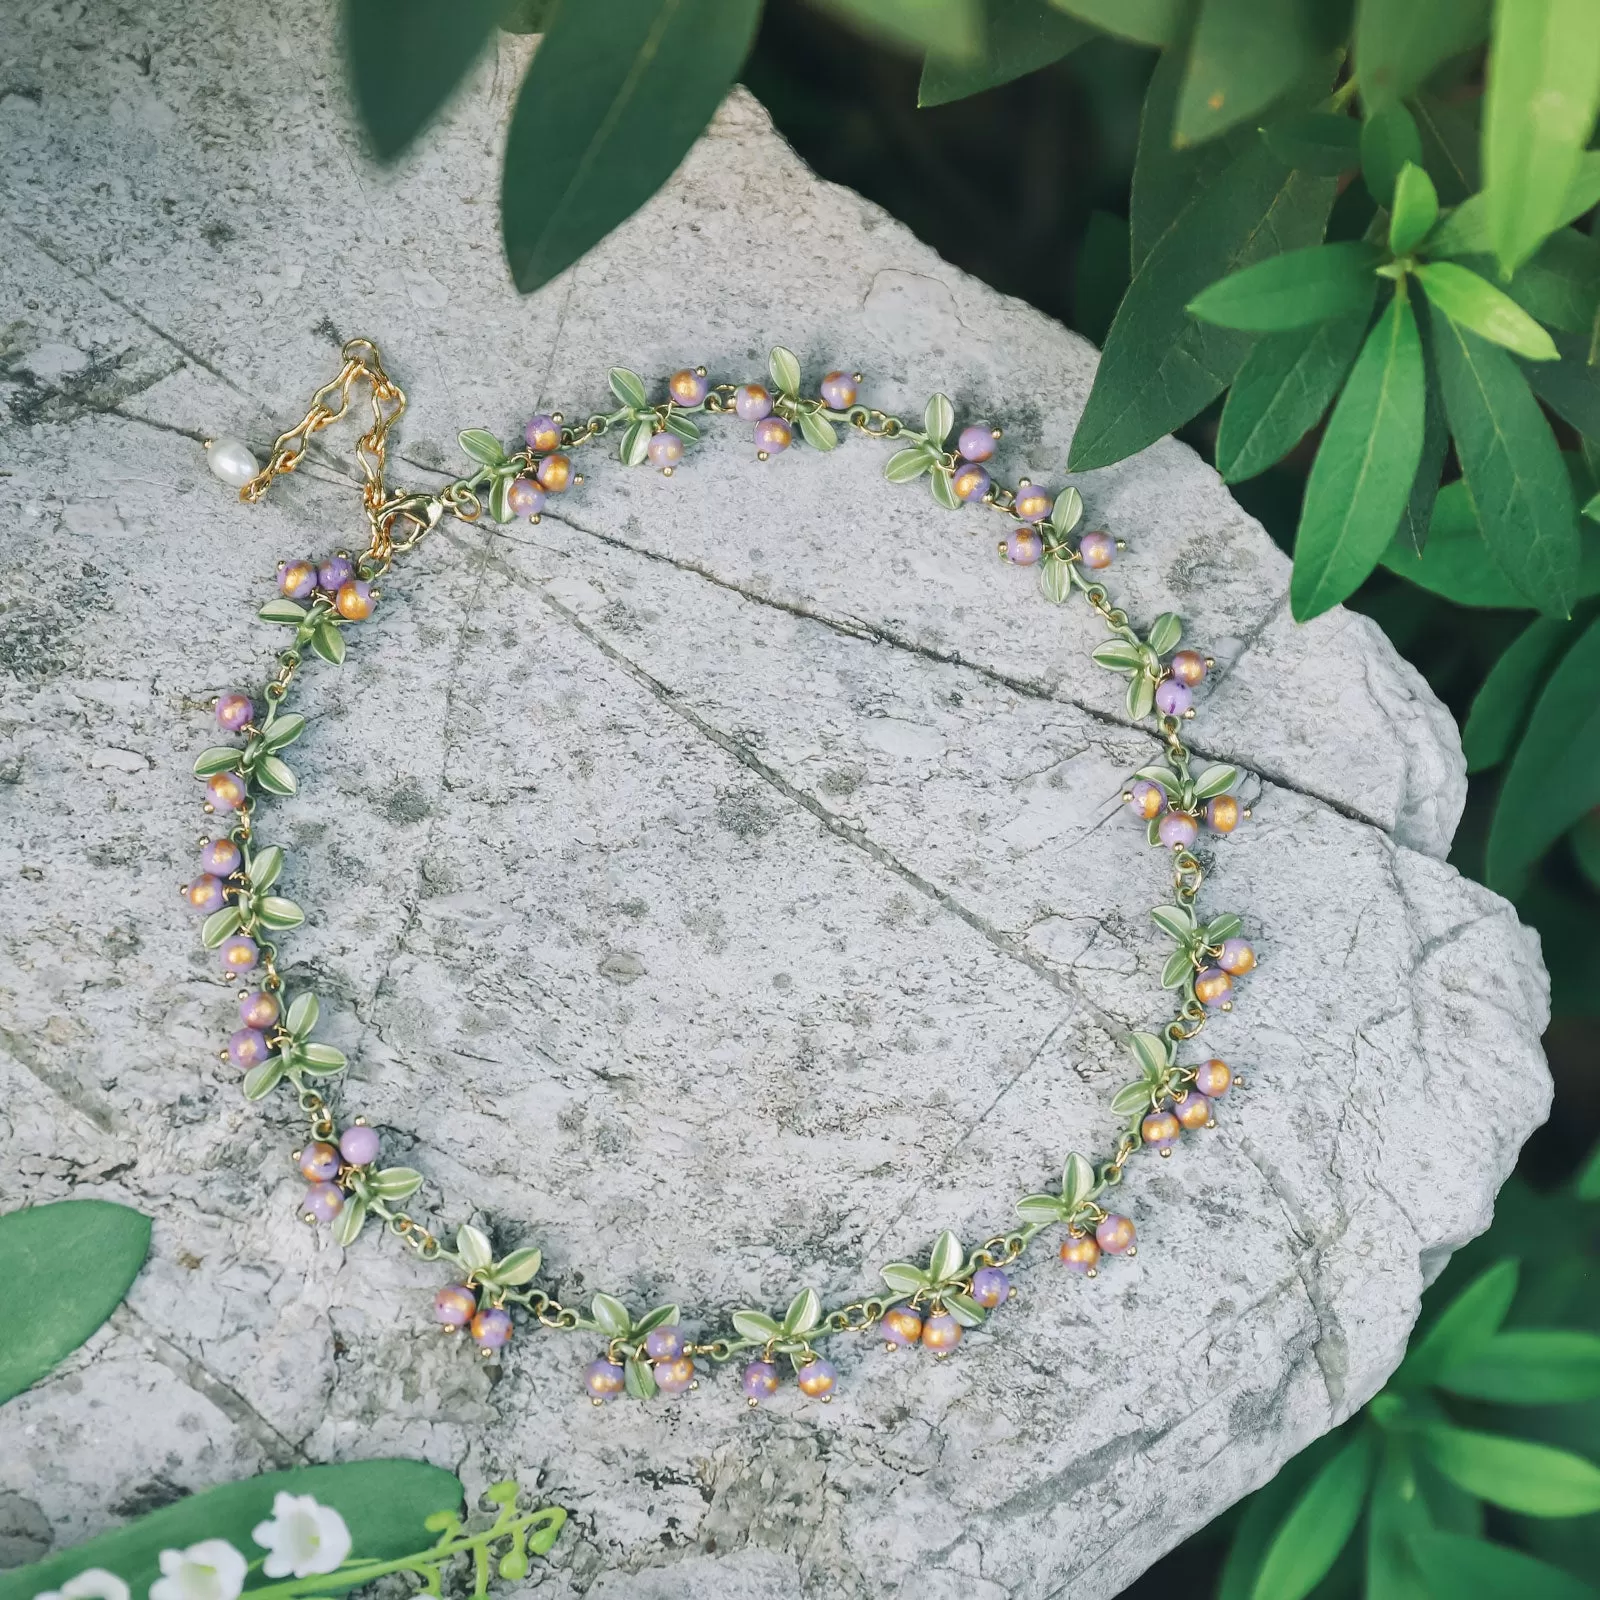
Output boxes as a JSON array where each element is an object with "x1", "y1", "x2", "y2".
[
  {"x1": 343, "y1": 0, "x2": 500, "y2": 162},
  {"x1": 588, "y1": 1291, "x2": 631, "y2": 1336},
  {"x1": 1072, "y1": 143, "x2": 1336, "y2": 469},
  {"x1": 1432, "y1": 315, "x2": 1580, "y2": 617},
  {"x1": 918, "y1": 0, "x2": 1090, "y2": 108},
  {"x1": 1194, "y1": 762, "x2": 1238, "y2": 798},
  {"x1": 310, "y1": 619, "x2": 347, "y2": 664},
  {"x1": 1190, "y1": 241, "x2": 1382, "y2": 332},
  {"x1": 769, "y1": 345, "x2": 802, "y2": 398},
  {"x1": 885, "y1": 445, "x2": 936, "y2": 482},
  {"x1": 261, "y1": 712, "x2": 306, "y2": 752},
  {"x1": 1048, "y1": 485, "x2": 1084, "y2": 535},
  {"x1": 816, "y1": 0, "x2": 980, "y2": 57},
  {"x1": 457, "y1": 427, "x2": 508, "y2": 467},
  {"x1": 501, "y1": 0, "x2": 762, "y2": 292},
  {"x1": 1126, "y1": 1029, "x2": 1171, "y2": 1078},
  {"x1": 248, "y1": 844, "x2": 283, "y2": 891},
  {"x1": 255, "y1": 754, "x2": 298, "y2": 796},
  {"x1": 1205, "y1": 912, "x2": 1243, "y2": 940},
  {"x1": 798, "y1": 408, "x2": 839, "y2": 452},
  {"x1": 0, "y1": 1461, "x2": 463, "y2": 1600},
  {"x1": 254, "y1": 895, "x2": 304, "y2": 930},
  {"x1": 1251, "y1": 1430, "x2": 1377, "y2": 1600},
  {"x1": 943, "y1": 1291, "x2": 987, "y2": 1328},
  {"x1": 783, "y1": 1286, "x2": 822, "y2": 1336},
  {"x1": 624, "y1": 1352, "x2": 657, "y2": 1399},
  {"x1": 1353, "y1": 0, "x2": 1490, "y2": 113},
  {"x1": 1162, "y1": 946, "x2": 1197, "y2": 987},
  {"x1": 1091, "y1": 640, "x2": 1144, "y2": 672},
  {"x1": 1173, "y1": 0, "x2": 1342, "y2": 146},
  {"x1": 1016, "y1": 1192, "x2": 1067, "y2": 1222},
  {"x1": 1414, "y1": 91, "x2": 1483, "y2": 207},
  {"x1": 631, "y1": 1302, "x2": 679, "y2": 1336},
  {"x1": 1388, "y1": 162, "x2": 1439, "y2": 256},
  {"x1": 880, "y1": 1262, "x2": 930, "y2": 1294},
  {"x1": 241, "y1": 1057, "x2": 288, "y2": 1100},
  {"x1": 1363, "y1": 1439, "x2": 1432, "y2": 1600},
  {"x1": 1430, "y1": 150, "x2": 1600, "y2": 258},
  {"x1": 1482, "y1": 0, "x2": 1600, "y2": 274},
  {"x1": 0, "y1": 1201, "x2": 150, "y2": 1404},
  {"x1": 928, "y1": 1229, "x2": 965, "y2": 1283},
  {"x1": 608, "y1": 367, "x2": 649, "y2": 410},
  {"x1": 1436, "y1": 1329, "x2": 1600, "y2": 1403},
  {"x1": 1462, "y1": 617, "x2": 1574, "y2": 771},
  {"x1": 1415, "y1": 261, "x2": 1560, "y2": 361},
  {"x1": 1061, "y1": 1151, "x2": 1098, "y2": 1208},
  {"x1": 921, "y1": 392, "x2": 955, "y2": 445},
  {"x1": 1526, "y1": 327, "x2": 1600, "y2": 436},
  {"x1": 200, "y1": 905, "x2": 242, "y2": 949},
  {"x1": 489, "y1": 473, "x2": 514, "y2": 524},
  {"x1": 929, "y1": 466, "x2": 961, "y2": 510},
  {"x1": 258, "y1": 597, "x2": 308, "y2": 625},
  {"x1": 1111, "y1": 1080, "x2": 1157, "y2": 1115},
  {"x1": 192, "y1": 746, "x2": 242, "y2": 777},
  {"x1": 664, "y1": 411, "x2": 700, "y2": 442},
  {"x1": 1291, "y1": 283, "x2": 1426, "y2": 620},
  {"x1": 1048, "y1": 0, "x2": 1187, "y2": 48},
  {"x1": 1420, "y1": 1424, "x2": 1600, "y2": 1516},
  {"x1": 1407, "y1": 1530, "x2": 1600, "y2": 1600},
  {"x1": 620, "y1": 418, "x2": 651, "y2": 467},
  {"x1": 370, "y1": 1167, "x2": 426, "y2": 1202},
  {"x1": 1216, "y1": 309, "x2": 1372, "y2": 481},
  {"x1": 1127, "y1": 670, "x2": 1156, "y2": 718},
  {"x1": 1361, "y1": 101, "x2": 1424, "y2": 207},
  {"x1": 1152, "y1": 904, "x2": 1197, "y2": 941},
  {"x1": 1039, "y1": 557, "x2": 1075, "y2": 603},
  {"x1": 1400, "y1": 1258, "x2": 1519, "y2": 1384},
  {"x1": 1487, "y1": 615, "x2": 1600, "y2": 889},
  {"x1": 732, "y1": 1309, "x2": 782, "y2": 1341},
  {"x1": 1262, "y1": 111, "x2": 1361, "y2": 176},
  {"x1": 299, "y1": 1042, "x2": 347, "y2": 1073},
  {"x1": 332, "y1": 1195, "x2": 367, "y2": 1248},
  {"x1": 1396, "y1": 301, "x2": 1448, "y2": 554},
  {"x1": 286, "y1": 990, "x2": 319, "y2": 1036},
  {"x1": 1147, "y1": 611, "x2": 1182, "y2": 654}
]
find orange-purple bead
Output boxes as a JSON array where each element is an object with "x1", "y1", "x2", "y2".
[
  {"x1": 434, "y1": 1283, "x2": 477, "y2": 1326},
  {"x1": 201, "y1": 838, "x2": 241, "y2": 877},
  {"x1": 921, "y1": 1312, "x2": 962, "y2": 1354},
  {"x1": 1060, "y1": 1233, "x2": 1100, "y2": 1275},
  {"x1": 238, "y1": 989, "x2": 279, "y2": 1030},
  {"x1": 669, "y1": 368, "x2": 708, "y2": 406},
  {"x1": 957, "y1": 425, "x2": 996, "y2": 463},
  {"x1": 207, "y1": 772, "x2": 246, "y2": 812},
  {"x1": 647, "y1": 431, "x2": 684, "y2": 469},
  {"x1": 1141, "y1": 1108, "x2": 1181, "y2": 1152},
  {"x1": 185, "y1": 875, "x2": 225, "y2": 914},
  {"x1": 229, "y1": 1026, "x2": 269, "y2": 1070},
  {"x1": 1095, "y1": 1213, "x2": 1136, "y2": 1255},
  {"x1": 215, "y1": 691, "x2": 252, "y2": 732},
  {"x1": 1159, "y1": 812, "x2": 1198, "y2": 850},
  {"x1": 1007, "y1": 528, "x2": 1043, "y2": 565},
  {"x1": 953, "y1": 461, "x2": 991, "y2": 503},
  {"x1": 507, "y1": 476, "x2": 546, "y2": 518},
  {"x1": 1170, "y1": 649, "x2": 1207, "y2": 687},
  {"x1": 820, "y1": 371, "x2": 858, "y2": 409},
  {"x1": 304, "y1": 1181, "x2": 344, "y2": 1223},
  {"x1": 882, "y1": 1305, "x2": 922, "y2": 1347},
  {"x1": 1218, "y1": 937, "x2": 1255, "y2": 975},
  {"x1": 319, "y1": 555, "x2": 354, "y2": 591},
  {"x1": 1194, "y1": 1058, "x2": 1232, "y2": 1097},
  {"x1": 1195, "y1": 966, "x2": 1233, "y2": 1007},
  {"x1": 524, "y1": 414, "x2": 562, "y2": 453},
  {"x1": 742, "y1": 1359, "x2": 780, "y2": 1401},
  {"x1": 734, "y1": 383, "x2": 773, "y2": 421},
  {"x1": 1013, "y1": 484, "x2": 1053, "y2": 522},
  {"x1": 1078, "y1": 530, "x2": 1115, "y2": 569},
  {"x1": 654, "y1": 1354, "x2": 695, "y2": 1394},
  {"x1": 585, "y1": 1357, "x2": 626, "y2": 1400},
  {"x1": 1129, "y1": 780, "x2": 1165, "y2": 820},
  {"x1": 754, "y1": 417, "x2": 792, "y2": 455},
  {"x1": 299, "y1": 1141, "x2": 340, "y2": 1181},
  {"x1": 219, "y1": 933, "x2": 258, "y2": 973},
  {"x1": 536, "y1": 453, "x2": 573, "y2": 492},
  {"x1": 1206, "y1": 795, "x2": 1241, "y2": 834},
  {"x1": 471, "y1": 1307, "x2": 512, "y2": 1351},
  {"x1": 278, "y1": 559, "x2": 317, "y2": 600},
  {"x1": 796, "y1": 1357, "x2": 837, "y2": 1397},
  {"x1": 969, "y1": 1266, "x2": 1009, "y2": 1308},
  {"x1": 339, "y1": 1124, "x2": 380, "y2": 1166},
  {"x1": 336, "y1": 580, "x2": 373, "y2": 621},
  {"x1": 1174, "y1": 1090, "x2": 1213, "y2": 1130},
  {"x1": 644, "y1": 1325, "x2": 685, "y2": 1361}
]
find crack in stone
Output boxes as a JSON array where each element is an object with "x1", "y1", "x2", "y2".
[{"x1": 0, "y1": 1025, "x2": 120, "y2": 1136}]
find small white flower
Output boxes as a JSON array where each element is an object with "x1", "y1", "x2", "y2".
[
  {"x1": 148, "y1": 1540, "x2": 247, "y2": 1600},
  {"x1": 34, "y1": 1567, "x2": 131, "y2": 1600},
  {"x1": 251, "y1": 1493, "x2": 351, "y2": 1579}
]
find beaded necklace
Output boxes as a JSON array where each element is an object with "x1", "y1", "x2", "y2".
[{"x1": 193, "y1": 339, "x2": 1254, "y2": 1407}]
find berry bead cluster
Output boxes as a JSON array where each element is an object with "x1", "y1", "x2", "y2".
[{"x1": 195, "y1": 338, "x2": 1260, "y2": 1409}]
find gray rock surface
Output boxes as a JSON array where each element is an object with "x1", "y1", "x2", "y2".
[{"x1": 0, "y1": 4, "x2": 1550, "y2": 1597}]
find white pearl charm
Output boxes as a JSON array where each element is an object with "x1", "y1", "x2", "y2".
[{"x1": 206, "y1": 436, "x2": 259, "y2": 488}]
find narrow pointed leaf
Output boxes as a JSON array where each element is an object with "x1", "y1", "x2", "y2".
[
  {"x1": 1416, "y1": 262, "x2": 1560, "y2": 361},
  {"x1": 1048, "y1": 0, "x2": 1186, "y2": 48},
  {"x1": 286, "y1": 991, "x2": 319, "y2": 1037},
  {"x1": 929, "y1": 1229, "x2": 966, "y2": 1283},
  {"x1": 589, "y1": 1291, "x2": 631, "y2": 1336},
  {"x1": 1061, "y1": 1151, "x2": 1098, "y2": 1208},
  {"x1": 1016, "y1": 1193, "x2": 1068, "y2": 1222},
  {"x1": 248, "y1": 844, "x2": 283, "y2": 891},
  {"x1": 1396, "y1": 299, "x2": 1447, "y2": 554},
  {"x1": 456, "y1": 1225, "x2": 494, "y2": 1272},
  {"x1": 200, "y1": 905, "x2": 242, "y2": 949},
  {"x1": 1408, "y1": 1530, "x2": 1600, "y2": 1600},
  {"x1": 608, "y1": 368, "x2": 649, "y2": 410},
  {"x1": 769, "y1": 346, "x2": 801, "y2": 398},
  {"x1": 1147, "y1": 611, "x2": 1182, "y2": 654},
  {"x1": 310, "y1": 620, "x2": 346, "y2": 664},
  {"x1": 1190, "y1": 242, "x2": 1382, "y2": 332},
  {"x1": 1388, "y1": 162, "x2": 1439, "y2": 256},
  {"x1": 1436, "y1": 1330, "x2": 1600, "y2": 1402},
  {"x1": 923, "y1": 392, "x2": 955, "y2": 445},
  {"x1": 241, "y1": 1058, "x2": 288, "y2": 1100},
  {"x1": 918, "y1": 1, "x2": 1090, "y2": 107},
  {"x1": 885, "y1": 446, "x2": 935, "y2": 482},
  {"x1": 332, "y1": 1196, "x2": 367, "y2": 1248},
  {"x1": 943, "y1": 1291, "x2": 986, "y2": 1328},
  {"x1": 193, "y1": 747, "x2": 243, "y2": 777},
  {"x1": 1420, "y1": 1424, "x2": 1600, "y2": 1516},
  {"x1": 1353, "y1": 0, "x2": 1490, "y2": 112},
  {"x1": 1261, "y1": 111, "x2": 1360, "y2": 176},
  {"x1": 783, "y1": 1286, "x2": 821, "y2": 1336},
  {"x1": 880, "y1": 1262, "x2": 930, "y2": 1294},
  {"x1": 1361, "y1": 101, "x2": 1423, "y2": 206},
  {"x1": 1462, "y1": 617, "x2": 1574, "y2": 771},
  {"x1": 256, "y1": 755, "x2": 298, "y2": 796},
  {"x1": 261, "y1": 713, "x2": 306, "y2": 752},
  {"x1": 456, "y1": 427, "x2": 508, "y2": 467},
  {"x1": 624, "y1": 1353, "x2": 657, "y2": 1400},
  {"x1": 797, "y1": 408, "x2": 838, "y2": 452},
  {"x1": 732, "y1": 1309, "x2": 782, "y2": 1341},
  {"x1": 1250, "y1": 1430, "x2": 1377, "y2": 1600},
  {"x1": 1400, "y1": 1258, "x2": 1519, "y2": 1383},
  {"x1": 816, "y1": 0, "x2": 981, "y2": 57},
  {"x1": 1431, "y1": 150, "x2": 1600, "y2": 258}
]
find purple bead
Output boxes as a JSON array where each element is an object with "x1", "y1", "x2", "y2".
[
  {"x1": 820, "y1": 371, "x2": 858, "y2": 410},
  {"x1": 957, "y1": 425, "x2": 996, "y2": 463},
  {"x1": 734, "y1": 384, "x2": 773, "y2": 422},
  {"x1": 1141, "y1": 1108, "x2": 1181, "y2": 1151},
  {"x1": 434, "y1": 1284, "x2": 477, "y2": 1326},
  {"x1": 1155, "y1": 680, "x2": 1193, "y2": 717},
  {"x1": 585, "y1": 1358, "x2": 626, "y2": 1400},
  {"x1": 507, "y1": 476, "x2": 546, "y2": 518},
  {"x1": 741, "y1": 1359, "x2": 780, "y2": 1400},
  {"x1": 921, "y1": 1312, "x2": 962, "y2": 1353},
  {"x1": 1129, "y1": 780, "x2": 1165, "y2": 821},
  {"x1": 299, "y1": 1142, "x2": 340, "y2": 1182},
  {"x1": 215, "y1": 691, "x2": 252, "y2": 732},
  {"x1": 207, "y1": 772, "x2": 246, "y2": 812},
  {"x1": 238, "y1": 989, "x2": 279, "y2": 1030},
  {"x1": 184, "y1": 875, "x2": 225, "y2": 914},
  {"x1": 318, "y1": 554, "x2": 354, "y2": 592},
  {"x1": 882, "y1": 1305, "x2": 922, "y2": 1347},
  {"x1": 201, "y1": 838, "x2": 241, "y2": 877},
  {"x1": 524, "y1": 414, "x2": 562, "y2": 454},
  {"x1": 1096, "y1": 1213, "x2": 1136, "y2": 1255},
  {"x1": 952, "y1": 462, "x2": 991, "y2": 503},
  {"x1": 278, "y1": 559, "x2": 317, "y2": 600},
  {"x1": 471, "y1": 1307, "x2": 513, "y2": 1350},
  {"x1": 228, "y1": 1027, "x2": 269, "y2": 1070},
  {"x1": 1006, "y1": 528, "x2": 1043, "y2": 566},
  {"x1": 1218, "y1": 937, "x2": 1257, "y2": 976},
  {"x1": 796, "y1": 1357, "x2": 837, "y2": 1398},
  {"x1": 219, "y1": 933, "x2": 258, "y2": 973},
  {"x1": 754, "y1": 417, "x2": 792, "y2": 455},
  {"x1": 644, "y1": 1325, "x2": 685, "y2": 1361},
  {"x1": 1078, "y1": 531, "x2": 1115, "y2": 570},
  {"x1": 1195, "y1": 966, "x2": 1233, "y2": 1008},
  {"x1": 1158, "y1": 812, "x2": 1198, "y2": 850},
  {"x1": 335, "y1": 579, "x2": 373, "y2": 621},
  {"x1": 304, "y1": 1182, "x2": 344, "y2": 1223},
  {"x1": 339, "y1": 1124, "x2": 380, "y2": 1166},
  {"x1": 647, "y1": 432, "x2": 684, "y2": 469},
  {"x1": 668, "y1": 368, "x2": 709, "y2": 406},
  {"x1": 654, "y1": 1354, "x2": 695, "y2": 1394},
  {"x1": 1013, "y1": 485, "x2": 1052, "y2": 523},
  {"x1": 970, "y1": 1267, "x2": 1010, "y2": 1309}
]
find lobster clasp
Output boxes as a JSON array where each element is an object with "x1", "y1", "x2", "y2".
[{"x1": 366, "y1": 490, "x2": 444, "y2": 569}]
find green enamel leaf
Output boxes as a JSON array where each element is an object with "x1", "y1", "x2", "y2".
[
  {"x1": 1387, "y1": 161, "x2": 1439, "y2": 256},
  {"x1": 943, "y1": 1290, "x2": 986, "y2": 1329},
  {"x1": 608, "y1": 367, "x2": 649, "y2": 410},
  {"x1": 798, "y1": 408, "x2": 839, "y2": 452},
  {"x1": 1250, "y1": 1430, "x2": 1377, "y2": 1600},
  {"x1": 1162, "y1": 947, "x2": 1197, "y2": 988},
  {"x1": 332, "y1": 1196, "x2": 367, "y2": 1248},
  {"x1": 1261, "y1": 111, "x2": 1360, "y2": 175},
  {"x1": 255, "y1": 754, "x2": 298, "y2": 796},
  {"x1": 923, "y1": 392, "x2": 954, "y2": 445},
  {"x1": 1039, "y1": 557, "x2": 1074, "y2": 604},
  {"x1": 884, "y1": 445, "x2": 935, "y2": 483},
  {"x1": 1016, "y1": 1193, "x2": 1067, "y2": 1223},
  {"x1": 310, "y1": 619, "x2": 347, "y2": 664},
  {"x1": 783, "y1": 1287, "x2": 822, "y2": 1336},
  {"x1": 631, "y1": 1302, "x2": 679, "y2": 1336},
  {"x1": 664, "y1": 412, "x2": 701, "y2": 443},
  {"x1": 919, "y1": 0, "x2": 1089, "y2": 105},
  {"x1": 1147, "y1": 612, "x2": 1182, "y2": 655},
  {"x1": 1290, "y1": 284, "x2": 1426, "y2": 621},
  {"x1": 1415, "y1": 261, "x2": 1560, "y2": 362},
  {"x1": 1061, "y1": 1151, "x2": 1098, "y2": 1209},
  {"x1": 1127, "y1": 671, "x2": 1157, "y2": 719},
  {"x1": 0, "y1": 1200, "x2": 150, "y2": 1404},
  {"x1": 1092, "y1": 640, "x2": 1143, "y2": 672},
  {"x1": 453, "y1": 1225, "x2": 493, "y2": 1273},
  {"x1": 1133, "y1": 765, "x2": 1182, "y2": 787},
  {"x1": 193, "y1": 746, "x2": 242, "y2": 777},
  {"x1": 242, "y1": 1057, "x2": 288, "y2": 1101},
  {"x1": 1110, "y1": 1080, "x2": 1156, "y2": 1116},
  {"x1": 624, "y1": 1353, "x2": 657, "y2": 1400},
  {"x1": 1205, "y1": 912, "x2": 1243, "y2": 941},
  {"x1": 1420, "y1": 1424, "x2": 1600, "y2": 1516},
  {"x1": 258, "y1": 597, "x2": 308, "y2": 626},
  {"x1": 1048, "y1": 485, "x2": 1084, "y2": 536},
  {"x1": 457, "y1": 428, "x2": 508, "y2": 467},
  {"x1": 1194, "y1": 763, "x2": 1238, "y2": 799},
  {"x1": 928, "y1": 1229, "x2": 965, "y2": 1283},
  {"x1": 1482, "y1": 0, "x2": 1600, "y2": 274},
  {"x1": 200, "y1": 905, "x2": 242, "y2": 949},
  {"x1": 880, "y1": 1262, "x2": 930, "y2": 1294},
  {"x1": 299, "y1": 1042, "x2": 348, "y2": 1074},
  {"x1": 286, "y1": 990, "x2": 319, "y2": 1037},
  {"x1": 248, "y1": 844, "x2": 283, "y2": 891},
  {"x1": 489, "y1": 473, "x2": 514, "y2": 524},
  {"x1": 769, "y1": 346, "x2": 802, "y2": 398},
  {"x1": 501, "y1": 0, "x2": 762, "y2": 293},
  {"x1": 1361, "y1": 100, "x2": 1423, "y2": 207},
  {"x1": 261, "y1": 712, "x2": 306, "y2": 752},
  {"x1": 732, "y1": 1309, "x2": 782, "y2": 1341},
  {"x1": 1462, "y1": 617, "x2": 1574, "y2": 772},
  {"x1": 1126, "y1": 1030, "x2": 1171, "y2": 1078},
  {"x1": 254, "y1": 895, "x2": 304, "y2": 930},
  {"x1": 1151, "y1": 904, "x2": 1197, "y2": 941},
  {"x1": 1352, "y1": 0, "x2": 1489, "y2": 113},
  {"x1": 1399, "y1": 1259, "x2": 1519, "y2": 1385},
  {"x1": 929, "y1": 466, "x2": 961, "y2": 510},
  {"x1": 370, "y1": 1168, "x2": 425, "y2": 1202},
  {"x1": 621, "y1": 418, "x2": 651, "y2": 467}
]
